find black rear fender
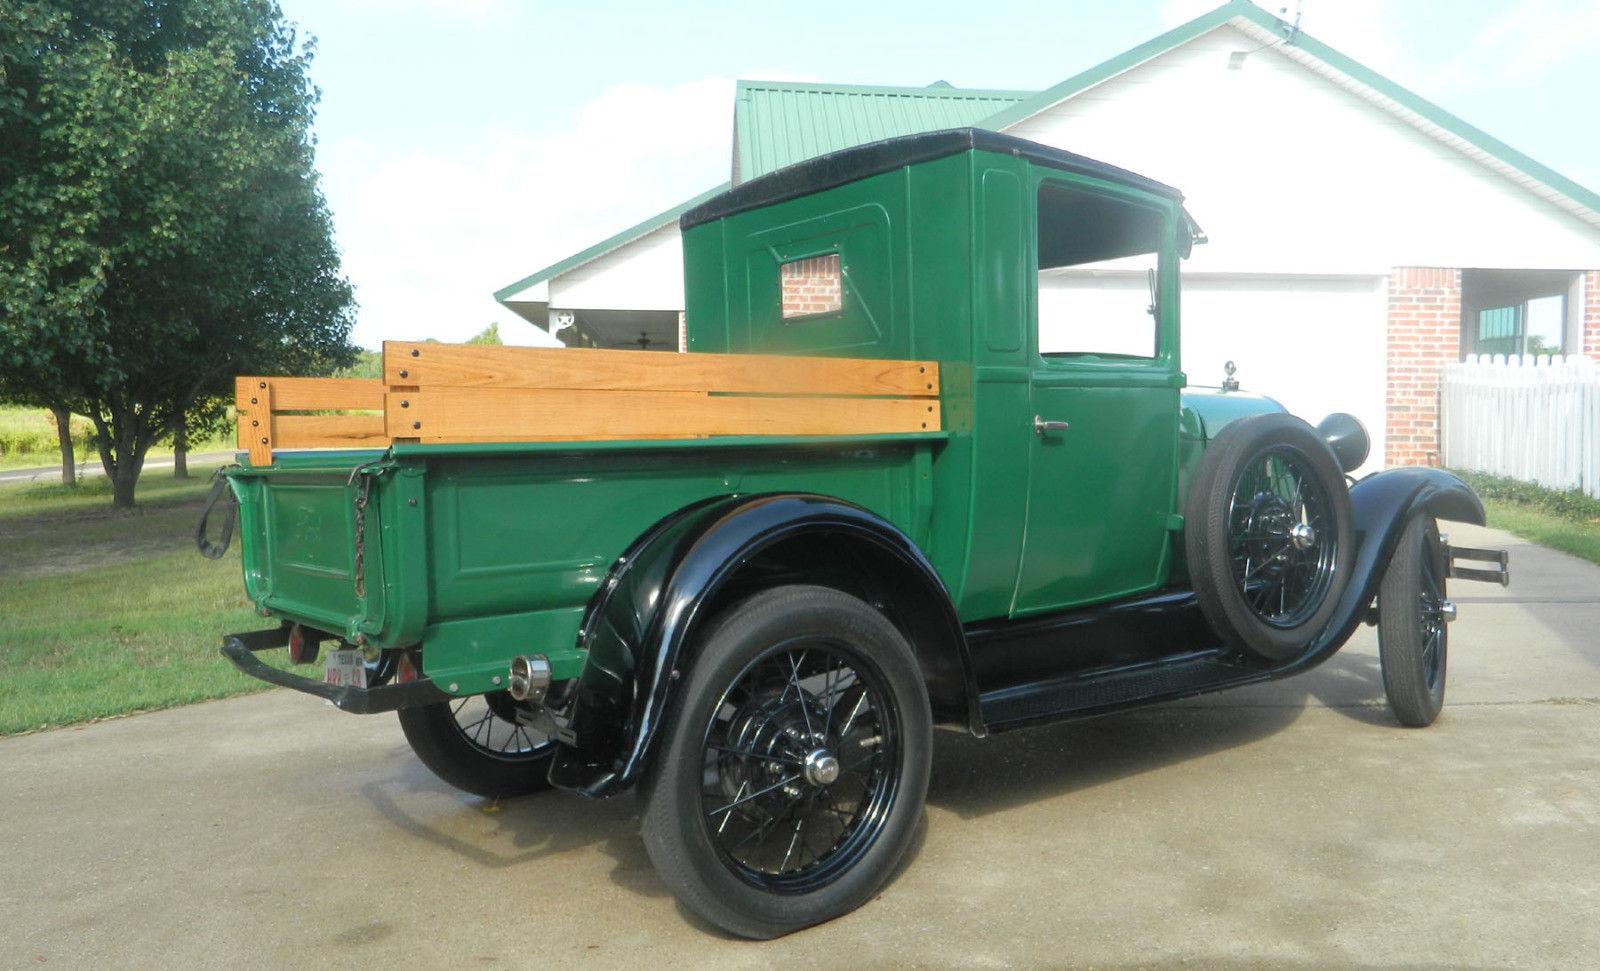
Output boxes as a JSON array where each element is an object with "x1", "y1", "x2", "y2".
[{"x1": 549, "y1": 494, "x2": 974, "y2": 797}]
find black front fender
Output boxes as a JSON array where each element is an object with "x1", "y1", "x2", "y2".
[
  {"x1": 548, "y1": 494, "x2": 972, "y2": 797},
  {"x1": 1280, "y1": 466, "x2": 1485, "y2": 675}
]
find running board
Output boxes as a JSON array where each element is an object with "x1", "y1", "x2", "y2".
[
  {"x1": 977, "y1": 651, "x2": 1262, "y2": 733},
  {"x1": 1445, "y1": 542, "x2": 1510, "y2": 587}
]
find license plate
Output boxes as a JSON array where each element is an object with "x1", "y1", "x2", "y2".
[{"x1": 323, "y1": 648, "x2": 368, "y2": 688}]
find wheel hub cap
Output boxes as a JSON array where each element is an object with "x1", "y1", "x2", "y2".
[
  {"x1": 803, "y1": 748, "x2": 840, "y2": 786},
  {"x1": 1289, "y1": 522, "x2": 1316, "y2": 550}
]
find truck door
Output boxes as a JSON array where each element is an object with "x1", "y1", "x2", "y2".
[{"x1": 1011, "y1": 178, "x2": 1182, "y2": 616}]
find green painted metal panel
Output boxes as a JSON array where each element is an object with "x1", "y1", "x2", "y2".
[{"x1": 978, "y1": 167, "x2": 1026, "y2": 354}]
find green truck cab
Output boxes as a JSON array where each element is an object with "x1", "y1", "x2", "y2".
[{"x1": 206, "y1": 129, "x2": 1508, "y2": 937}]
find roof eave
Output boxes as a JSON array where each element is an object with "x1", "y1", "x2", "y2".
[{"x1": 492, "y1": 181, "x2": 733, "y2": 304}]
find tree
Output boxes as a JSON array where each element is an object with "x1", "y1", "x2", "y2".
[
  {"x1": 0, "y1": 380, "x2": 79, "y2": 484},
  {"x1": 0, "y1": 1, "x2": 355, "y2": 507},
  {"x1": 467, "y1": 322, "x2": 503, "y2": 345}
]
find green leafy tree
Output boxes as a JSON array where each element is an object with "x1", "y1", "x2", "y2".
[
  {"x1": 466, "y1": 322, "x2": 503, "y2": 345},
  {"x1": 0, "y1": 0, "x2": 355, "y2": 506}
]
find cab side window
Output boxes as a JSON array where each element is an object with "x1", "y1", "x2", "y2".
[{"x1": 1036, "y1": 183, "x2": 1165, "y2": 359}]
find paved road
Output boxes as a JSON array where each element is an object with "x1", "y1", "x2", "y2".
[
  {"x1": 0, "y1": 451, "x2": 234, "y2": 486},
  {"x1": 3, "y1": 522, "x2": 1597, "y2": 967}
]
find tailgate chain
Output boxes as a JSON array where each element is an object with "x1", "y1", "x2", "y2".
[{"x1": 348, "y1": 463, "x2": 377, "y2": 599}]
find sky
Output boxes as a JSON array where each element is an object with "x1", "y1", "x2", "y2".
[{"x1": 273, "y1": 0, "x2": 1600, "y2": 349}]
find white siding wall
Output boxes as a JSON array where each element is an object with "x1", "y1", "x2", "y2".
[
  {"x1": 549, "y1": 224, "x2": 685, "y2": 312},
  {"x1": 1007, "y1": 24, "x2": 1600, "y2": 275}
]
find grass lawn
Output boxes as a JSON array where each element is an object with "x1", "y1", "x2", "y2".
[
  {"x1": 1479, "y1": 500, "x2": 1600, "y2": 565},
  {"x1": 1449, "y1": 469, "x2": 1600, "y2": 568},
  {"x1": 0, "y1": 464, "x2": 301, "y2": 735}
]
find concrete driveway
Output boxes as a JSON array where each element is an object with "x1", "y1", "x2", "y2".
[{"x1": 3, "y1": 522, "x2": 1597, "y2": 968}]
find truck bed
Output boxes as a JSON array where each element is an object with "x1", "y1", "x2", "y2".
[{"x1": 227, "y1": 342, "x2": 947, "y2": 696}]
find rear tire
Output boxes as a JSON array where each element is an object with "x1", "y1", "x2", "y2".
[
  {"x1": 1378, "y1": 515, "x2": 1449, "y2": 728},
  {"x1": 398, "y1": 693, "x2": 557, "y2": 798},
  {"x1": 641, "y1": 584, "x2": 932, "y2": 939},
  {"x1": 1185, "y1": 413, "x2": 1353, "y2": 660}
]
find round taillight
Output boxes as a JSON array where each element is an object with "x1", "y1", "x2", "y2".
[{"x1": 287, "y1": 624, "x2": 317, "y2": 665}]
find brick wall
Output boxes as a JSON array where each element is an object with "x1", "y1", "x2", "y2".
[
  {"x1": 780, "y1": 254, "x2": 842, "y2": 318},
  {"x1": 1385, "y1": 267, "x2": 1461, "y2": 467},
  {"x1": 1586, "y1": 270, "x2": 1600, "y2": 360}
]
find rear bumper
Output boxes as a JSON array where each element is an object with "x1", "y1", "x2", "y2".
[{"x1": 220, "y1": 626, "x2": 451, "y2": 714}]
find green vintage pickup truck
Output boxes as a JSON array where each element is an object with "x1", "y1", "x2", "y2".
[{"x1": 203, "y1": 128, "x2": 1508, "y2": 938}]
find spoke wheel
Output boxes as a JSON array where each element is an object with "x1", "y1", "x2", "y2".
[
  {"x1": 642, "y1": 584, "x2": 931, "y2": 939},
  {"x1": 448, "y1": 692, "x2": 553, "y2": 762},
  {"x1": 1185, "y1": 413, "x2": 1354, "y2": 661},
  {"x1": 1226, "y1": 444, "x2": 1340, "y2": 630},
  {"x1": 701, "y1": 641, "x2": 901, "y2": 894},
  {"x1": 1378, "y1": 515, "x2": 1449, "y2": 727},
  {"x1": 397, "y1": 690, "x2": 559, "y2": 798}
]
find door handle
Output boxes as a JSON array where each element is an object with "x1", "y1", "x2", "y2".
[{"x1": 1033, "y1": 415, "x2": 1070, "y2": 437}]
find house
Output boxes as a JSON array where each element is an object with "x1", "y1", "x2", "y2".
[{"x1": 496, "y1": 0, "x2": 1600, "y2": 470}]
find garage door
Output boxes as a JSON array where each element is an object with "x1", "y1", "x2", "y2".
[{"x1": 1178, "y1": 275, "x2": 1388, "y2": 476}]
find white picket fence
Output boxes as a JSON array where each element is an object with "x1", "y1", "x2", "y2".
[{"x1": 1440, "y1": 355, "x2": 1600, "y2": 498}]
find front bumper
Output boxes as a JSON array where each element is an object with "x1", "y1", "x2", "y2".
[{"x1": 220, "y1": 626, "x2": 451, "y2": 714}]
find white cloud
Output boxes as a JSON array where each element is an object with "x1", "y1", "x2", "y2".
[{"x1": 320, "y1": 76, "x2": 743, "y2": 348}]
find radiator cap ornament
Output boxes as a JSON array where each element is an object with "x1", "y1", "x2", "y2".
[{"x1": 1221, "y1": 360, "x2": 1240, "y2": 393}]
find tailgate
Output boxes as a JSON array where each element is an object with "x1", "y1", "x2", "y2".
[{"x1": 228, "y1": 454, "x2": 388, "y2": 641}]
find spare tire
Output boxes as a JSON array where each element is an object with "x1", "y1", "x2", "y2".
[{"x1": 1184, "y1": 412, "x2": 1353, "y2": 661}]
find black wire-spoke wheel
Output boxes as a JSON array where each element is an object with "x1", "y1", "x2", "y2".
[
  {"x1": 397, "y1": 689, "x2": 560, "y2": 798},
  {"x1": 1226, "y1": 445, "x2": 1340, "y2": 629},
  {"x1": 1378, "y1": 515, "x2": 1450, "y2": 727},
  {"x1": 642, "y1": 585, "x2": 931, "y2": 939},
  {"x1": 1187, "y1": 413, "x2": 1353, "y2": 660},
  {"x1": 701, "y1": 641, "x2": 900, "y2": 894}
]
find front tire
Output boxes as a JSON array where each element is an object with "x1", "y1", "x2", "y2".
[
  {"x1": 1377, "y1": 515, "x2": 1449, "y2": 727},
  {"x1": 1185, "y1": 413, "x2": 1354, "y2": 660},
  {"x1": 641, "y1": 585, "x2": 932, "y2": 939},
  {"x1": 398, "y1": 692, "x2": 558, "y2": 798}
]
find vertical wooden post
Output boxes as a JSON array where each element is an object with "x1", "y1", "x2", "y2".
[{"x1": 236, "y1": 377, "x2": 274, "y2": 466}]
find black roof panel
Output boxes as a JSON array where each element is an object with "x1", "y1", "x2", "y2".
[{"x1": 680, "y1": 127, "x2": 1183, "y2": 230}]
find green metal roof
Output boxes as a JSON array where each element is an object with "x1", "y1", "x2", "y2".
[
  {"x1": 975, "y1": 0, "x2": 1600, "y2": 220},
  {"x1": 492, "y1": 181, "x2": 730, "y2": 302},
  {"x1": 734, "y1": 80, "x2": 1036, "y2": 182}
]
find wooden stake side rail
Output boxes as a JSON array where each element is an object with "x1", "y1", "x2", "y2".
[{"x1": 236, "y1": 343, "x2": 941, "y2": 464}]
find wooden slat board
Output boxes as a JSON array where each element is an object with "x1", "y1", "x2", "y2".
[
  {"x1": 234, "y1": 377, "x2": 386, "y2": 462},
  {"x1": 272, "y1": 414, "x2": 389, "y2": 449},
  {"x1": 235, "y1": 346, "x2": 943, "y2": 462},
  {"x1": 248, "y1": 377, "x2": 384, "y2": 411},
  {"x1": 383, "y1": 342, "x2": 938, "y2": 398},
  {"x1": 386, "y1": 390, "x2": 941, "y2": 442}
]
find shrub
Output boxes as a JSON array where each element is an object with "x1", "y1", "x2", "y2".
[{"x1": 1448, "y1": 469, "x2": 1600, "y2": 524}]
